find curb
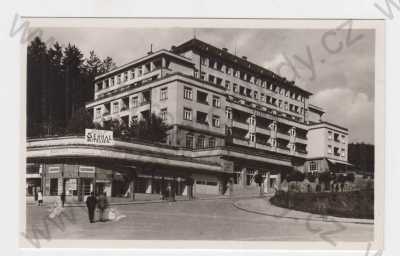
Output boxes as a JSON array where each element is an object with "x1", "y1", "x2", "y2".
[
  {"x1": 232, "y1": 200, "x2": 374, "y2": 225},
  {"x1": 26, "y1": 195, "x2": 263, "y2": 208}
]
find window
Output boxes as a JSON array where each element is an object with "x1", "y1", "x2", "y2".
[
  {"x1": 341, "y1": 135, "x2": 346, "y2": 144},
  {"x1": 116, "y1": 75, "x2": 121, "y2": 85},
  {"x1": 212, "y1": 115, "x2": 220, "y2": 127},
  {"x1": 212, "y1": 96, "x2": 221, "y2": 108},
  {"x1": 334, "y1": 147, "x2": 340, "y2": 156},
  {"x1": 160, "y1": 87, "x2": 168, "y2": 100},
  {"x1": 109, "y1": 77, "x2": 114, "y2": 87},
  {"x1": 225, "y1": 80, "x2": 231, "y2": 90},
  {"x1": 249, "y1": 133, "x2": 256, "y2": 143},
  {"x1": 112, "y1": 102, "x2": 119, "y2": 113},
  {"x1": 278, "y1": 100, "x2": 283, "y2": 108},
  {"x1": 208, "y1": 74, "x2": 215, "y2": 84},
  {"x1": 137, "y1": 67, "x2": 143, "y2": 76},
  {"x1": 131, "y1": 96, "x2": 139, "y2": 108},
  {"x1": 183, "y1": 108, "x2": 192, "y2": 121},
  {"x1": 95, "y1": 108, "x2": 101, "y2": 119},
  {"x1": 197, "y1": 91, "x2": 208, "y2": 104},
  {"x1": 226, "y1": 108, "x2": 232, "y2": 120},
  {"x1": 130, "y1": 69, "x2": 135, "y2": 80},
  {"x1": 328, "y1": 131, "x2": 333, "y2": 140},
  {"x1": 233, "y1": 83, "x2": 238, "y2": 93},
  {"x1": 249, "y1": 115, "x2": 255, "y2": 126},
  {"x1": 196, "y1": 136, "x2": 205, "y2": 149},
  {"x1": 261, "y1": 93, "x2": 266, "y2": 102},
  {"x1": 212, "y1": 76, "x2": 221, "y2": 85},
  {"x1": 200, "y1": 57, "x2": 207, "y2": 65},
  {"x1": 208, "y1": 137, "x2": 216, "y2": 148},
  {"x1": 200, "y1": 72, "x2": 206, "y2": 80},
  {"x1": 160, "y1": 108, "x2": 168, "y2": 121},
  {"x1": 239, "y1": 86, "x2": 245, "y2": 96},
  {"x1": 184, "y1": 87, "x2": 193, "y2": 100},
  {"x1": 131, "y1": 115, "x2": 138, "y2": 124},
  {"x1": 123, "y1": 72, "x2": 128, "y2": 82},
  {"x1": 309, "y1": 161, "x2": 318, "y2": 171},
  {"x1": 341, "y1": 148, "x2": 345, "y2": 157},
  {"x1": 334, "y1": 133, "x2": 340, "y2": 142},
  {"x1": 254, "y1": 91, "x2": 258, "y2": 100},
  {"x1": 328, "y1": 145, "x2": 332, "y2": 154},
  {"x1": 186, "y1": 134, "x2": 194, "y2": 149},
  {"x1": 196, "y1": 111, "x2": 208, "y2": 125}
]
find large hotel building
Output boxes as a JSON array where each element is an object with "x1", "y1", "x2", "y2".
[{"x1": 27, "y1": 38, "x2": 351, "y2": 198}]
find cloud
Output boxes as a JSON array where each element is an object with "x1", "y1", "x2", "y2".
[{"x1": 311, "y1": 88, "x2": 374, "y2": 143}]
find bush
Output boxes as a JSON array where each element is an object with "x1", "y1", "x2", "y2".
[{"x1": 270, "y1": 190, "x2": 374, "y2": 219}]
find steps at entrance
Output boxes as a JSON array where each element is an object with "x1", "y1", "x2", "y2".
[{"x1": 230, "y1": 184, "x2": 262, "y2": 197}]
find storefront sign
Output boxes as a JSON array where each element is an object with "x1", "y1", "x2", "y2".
[{"x1": 85, "y1": 129, "x2": 114, "y2": 145}]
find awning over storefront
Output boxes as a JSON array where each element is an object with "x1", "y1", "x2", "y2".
[{"x1": 327, "y1": 159, "x2": 353, "y2": 167}]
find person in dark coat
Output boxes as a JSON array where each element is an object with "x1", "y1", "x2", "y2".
[
  {"x1": 85, "y1": 192, "x2": 97, "y2": 223},
  {"x1": 97, "y1": 192, "x2": 108, "y2": 222}
]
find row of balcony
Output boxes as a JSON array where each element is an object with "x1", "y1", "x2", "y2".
[
  {"x1": 230, "y1": 138, "x2": 307, "y2": 157},
  {"x1": 230, "y1": 120, "x2": 307, "y2": 144}
]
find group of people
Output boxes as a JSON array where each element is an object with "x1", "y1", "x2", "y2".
[{"x1": 85, "y1": 192, "x2": 109, "y2": 223}]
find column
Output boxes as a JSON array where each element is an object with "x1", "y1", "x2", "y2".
[
  {"x1": 218, "y1": 177, "x2": 224, "y2": 195},
  {"x1": 129, "y1": 178, "x2": 135, "y2": 201},
  {"x1": 265, "y1": 171, "x2": 271, "y2": 193},
  {"x1": 240, "y1": 168, "x2": 247, "y2": 186},
  {"x1": 77, "y1": 178, "x2": 83, "y2": 202}
]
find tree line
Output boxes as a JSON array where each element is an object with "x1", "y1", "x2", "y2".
[{"x1": 27, "y1": 36, "x2": 116, "y2": 137}]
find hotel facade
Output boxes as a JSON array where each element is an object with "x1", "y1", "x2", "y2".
[{"x1": 27, "y1": 38, "x2": 351, "y2": 198}]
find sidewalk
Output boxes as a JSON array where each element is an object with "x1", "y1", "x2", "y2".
[
  {"x1": 233, "y1": 196, "x2": 374, "y2": 225},
  {"x1": 26, "y1": 193, "x2": 233, "y2": 207}
]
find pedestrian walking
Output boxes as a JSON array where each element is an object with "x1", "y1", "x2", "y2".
[
  {"x1": 37, "y1": 190, "x2": 43, "y2": 206},
  {"x1": 60, "y1": 192, "x2": 66, "y2": 207},
  {"x1": 97, "y1": 192, "x2": 108, "y2": 222},
  {"x1": 86, "y1": 192, "x2": 97, "y2": 223}
]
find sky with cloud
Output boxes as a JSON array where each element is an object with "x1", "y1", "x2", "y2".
[{"x1": 39, "y1": 27, "x2": 375, "y2": 144}]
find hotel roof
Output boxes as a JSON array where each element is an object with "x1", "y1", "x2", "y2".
[{"x1": 172, "y1": 38, "x2": 313, "y2": 96}]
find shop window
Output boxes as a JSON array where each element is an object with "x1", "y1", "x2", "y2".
[
  {"x1": 196, "y1": 136, "x2": 205, "y2": 149},
  {"x1": 186, "y1": 134, "x2": 194, "y2": 149},
  {"x1": 208, "y1": 137, "x2": 216, "y2": 148},
  {"x1": 50, "y1": 178, "x2": 58, "y2": 196}
]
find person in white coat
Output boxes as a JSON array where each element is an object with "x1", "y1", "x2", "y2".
[{"x1": 37, "y1": 190, "x2": 43, "y2": 206}]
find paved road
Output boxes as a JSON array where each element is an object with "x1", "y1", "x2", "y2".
[{"x1": 24, "y1": 198, "x2": 373, "y2": 242}]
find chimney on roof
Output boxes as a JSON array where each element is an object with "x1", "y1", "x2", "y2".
[
  {"x1": 242, "y1": 56, "x2": 247, "y2": 60},
  {"x1": 147, "y1": 44, "x2": 153, "y2": 55},
  {"x1": 171, "y1": 45, "x2": 176, "y2": 51},
  {"x1": 222, "y1": 47, "x2": 228, "y2": 52}
]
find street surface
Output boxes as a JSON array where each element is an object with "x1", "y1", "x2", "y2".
[{"x1": 25, "y1": 198, "x2": 373, "y2": 242}]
